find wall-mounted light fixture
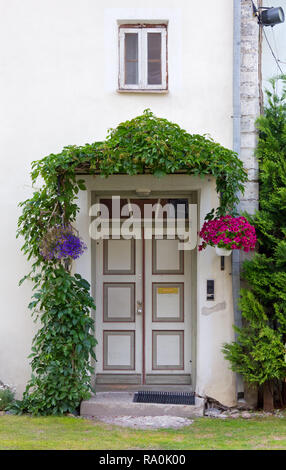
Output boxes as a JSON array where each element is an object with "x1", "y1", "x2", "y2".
[
  {"x1": 252, "y1": 2, "x2": 285, "y2": 27},
  {"x1": 135, "y1": 188, "x2": 151, "y2": 197},
  {"x1": 260, "y1": 7, "x2": 285, "y2": 26}
]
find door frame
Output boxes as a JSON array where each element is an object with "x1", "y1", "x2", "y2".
[{"x1": 90, "y1": 189, "x2": 198, "y2": 389}]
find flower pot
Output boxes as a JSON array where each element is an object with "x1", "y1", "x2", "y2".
[{"x1": 215, "y1": 246, "x2": 232, "y2": 256}]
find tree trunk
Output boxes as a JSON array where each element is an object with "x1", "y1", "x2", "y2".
[{"x1": 263, "y1": 381, "x2": 274, "y2": 411}]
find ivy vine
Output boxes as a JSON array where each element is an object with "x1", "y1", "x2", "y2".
[{"x1": 16, "y1": 109, "x2": 247, "y2": 415}]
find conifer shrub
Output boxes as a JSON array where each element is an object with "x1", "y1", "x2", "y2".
[{"x1": 223, "y1": 77, "x2": 286, "y2": 408}]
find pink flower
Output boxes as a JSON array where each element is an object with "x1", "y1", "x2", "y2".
[{"x1": 198, "y1": 215, "x2": 256, "y2": 252}]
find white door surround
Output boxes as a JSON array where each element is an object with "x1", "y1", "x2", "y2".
[{"x1": 91, "y1": 191, "x2": 197, "y2": 387}]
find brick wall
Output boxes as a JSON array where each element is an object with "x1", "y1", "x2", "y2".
[{"x1": 240, "y1": 0, "x2": 260, "y2": 214}]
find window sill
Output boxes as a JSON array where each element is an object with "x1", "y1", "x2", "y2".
[{"x1": 117, "y1": 89, "x2": 169, "y2": 94}]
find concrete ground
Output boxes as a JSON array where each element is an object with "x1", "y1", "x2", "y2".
[{"x1": 97, "y1": 415, "x2": 194, "y2": 429}]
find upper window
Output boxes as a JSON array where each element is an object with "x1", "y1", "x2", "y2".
[{"x1": 119, "y1": 24, "x2": 167, "y2": 91}]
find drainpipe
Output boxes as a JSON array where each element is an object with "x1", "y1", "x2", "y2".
[{"x1": 232, "y1": 0, "x2": 244, "y2": 398}]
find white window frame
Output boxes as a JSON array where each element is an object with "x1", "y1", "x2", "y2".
[{"x1": 119, "y1": 26, "x2": 167, "y2": 91}]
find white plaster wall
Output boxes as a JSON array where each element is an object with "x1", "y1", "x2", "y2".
[
  {"x1": 0, "y1": 0, "x2": 235, "y2": 402},
  {"x1": 196, "y1": 183, "x2": 236, "y2": 406}
]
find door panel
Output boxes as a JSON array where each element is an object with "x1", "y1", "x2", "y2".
[
  {"x1": 103, "y1": 238, "x2": 135, "y2": 274},
  {"x1": 152, "y1": 238, "x2": 184, "y2": 274},
  {"x1": 152, "y1": 330, "x2": 184, "y2": 369},
  {"x1": 152, "y1": 282, "x2": 184, "y2": 322},
  {"x1": 95, "y1": 235, "x2": 142, "y2": 383},
  {"x1": 103, "y1": 283, "x2": 135, "y2": 322},
  {"x1": 145, "y1": 234, "x2": 192, "y2": 384},
  {"x1": 103, "y1": 330, "x2": 135, "y2": 370}
]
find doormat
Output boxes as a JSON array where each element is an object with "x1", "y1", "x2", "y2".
[{"x1": 133, "y1": 391, "x2": 195, "y2": 405}]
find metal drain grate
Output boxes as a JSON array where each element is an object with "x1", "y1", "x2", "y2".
[{"x1": 133, "y1": 391, "x2": 195, "y2": 405}]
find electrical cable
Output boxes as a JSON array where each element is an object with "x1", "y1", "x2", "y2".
[
  {"x1": 271, "y1": 26, "x2": 280, "y2": 83},
  {"x1": 262, "y1": 26, "x2": 284, "y2": 74},
  {"x1": 271, "y1": 26, "x2": 279, "y2": 58},
  {"x1": 271, "y1": 25, "x2": 286, "y2": 66}
]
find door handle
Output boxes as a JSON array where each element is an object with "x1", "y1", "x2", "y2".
[{"x1": 136, "y1": 301, "x2": 143, "y2": 315}]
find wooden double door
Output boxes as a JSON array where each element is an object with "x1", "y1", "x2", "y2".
[{"x1": 94, "y1": 199, "x2": 192, "y2": 386}]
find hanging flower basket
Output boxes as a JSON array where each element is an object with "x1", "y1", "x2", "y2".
[
  {"x1": 198, "y1": 215, "x2": 256, "y2": 253},
  {"x1": 40, "y1": 224, "x2": 87, "y2": 261}
]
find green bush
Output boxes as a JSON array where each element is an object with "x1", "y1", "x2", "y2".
[
  {"x1": 19, "y1": 267, "x2": 97, "y2": 415},
  {"x1": 0, "y1": 388, "x2": 15, "y2": 411},
  {"x1": 223, "y1": 290, "x2": 286, "y2": 386}
]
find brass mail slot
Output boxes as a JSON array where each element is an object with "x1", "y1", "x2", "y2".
[{"x1": 157, "y1": 287, "x2": 179, "y2": 295}]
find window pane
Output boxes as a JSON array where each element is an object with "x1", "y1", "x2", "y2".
[
  {"x1": 126, "y1": 61, "x2": 138, "y2": 84},
  {"x1": 147, "y1": 33, "x2": 162, "y2": 85},
  {"x1": 125, "y1": 33, "x2": 138, "y2": 60},
  {"x1": 148, "y1": 62, "x2": 161, "y2": 85},
  {"x1": 148, "y1": 33, "x2": 161, "y2": 60},
  {"x1": 125, "y1": 33, "x2": 138, "y2": 85}
]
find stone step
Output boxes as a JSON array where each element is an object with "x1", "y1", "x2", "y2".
[{"x1": 80, "y1": 392, "x2": 205, "y2": 418}]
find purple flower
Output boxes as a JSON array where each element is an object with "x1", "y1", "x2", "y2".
[{"x1": 40, "y1": 225, "x2": 87, "y2": 261}]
